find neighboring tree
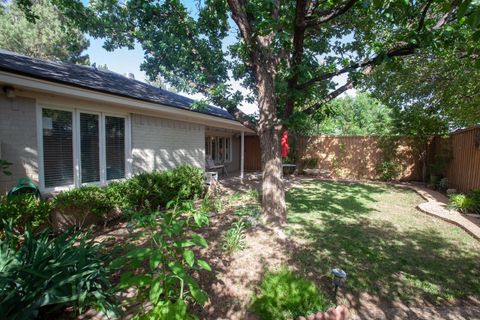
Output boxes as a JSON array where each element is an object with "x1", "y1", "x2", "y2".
[
  {"x1": 364, "y1": 25, "x2": 480, "y2": 132},
  {"x1": 294, "y1": 93, "x2": 394, "y2": 136},
  {"x1": 0, "y1": 0, "x2": 90, "y2": 64},
  {"x1": 26, "y1": 0, "x2": 480, "y2": 223}
]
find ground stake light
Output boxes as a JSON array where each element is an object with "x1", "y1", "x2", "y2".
[{"x1": 332, "y1": 268, "x2": 347, "y2": 298}]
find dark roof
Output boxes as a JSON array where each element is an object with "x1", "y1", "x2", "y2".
[{"x1": 0, "y1": 49, "x2": 235, "y2": 120}]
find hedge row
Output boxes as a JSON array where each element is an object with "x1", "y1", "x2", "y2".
[{"x1": 0, "y1": 165, "x2": 205, "y2": 231}]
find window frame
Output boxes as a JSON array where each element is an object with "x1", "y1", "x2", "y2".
[
  {"x1": 37, "y1": 103, "x2": 131, "y2": 193},
  {"x1": 205, "y1": 135, "x2": 233, "y2": 164}
]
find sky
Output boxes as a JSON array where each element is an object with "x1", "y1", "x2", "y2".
[{"x1": 84, "y1": 0, "x2": 356, "y2": 115}]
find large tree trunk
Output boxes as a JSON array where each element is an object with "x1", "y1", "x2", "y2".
[{"x1": 256, "y1": 66, "x2": 286, "y2": 225}]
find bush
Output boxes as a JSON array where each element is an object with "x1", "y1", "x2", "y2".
[
  {"x1": 450, "y1": 190, "x2": 480, "y2": 214},
  {"x1": 251, "y1": 268, "x2": 329, "y2": 320},
  {"x1": 0, "y1": 194, "x2": 52, "y2": 232},
  {"x1": 0, "y1": 226, "x2": 117, "y2": 319},
  {"x1": 449, "y1": 194, "x2": 474, "y2": 213},
  {"x1": 376, "y1": 160, "x2": 401, "y2": 181},
  {"x1": 54, "y1": 185, "x2": 117, "y2": 220},
  {"x1": 111, "y1": 199, "x2": 211, "y2": 319}
]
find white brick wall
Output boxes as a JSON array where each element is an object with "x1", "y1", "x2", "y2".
[
  {"x1": 131, "y1": 114, "x2": 205, "y2": 174},
  {"x1": 0, "y1": 96, "x2": 38, "y2": 194}
]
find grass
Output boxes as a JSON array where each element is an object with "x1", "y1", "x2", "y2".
[{"x1": 286, "y1": 180, "x2": 480, "y2": 304}]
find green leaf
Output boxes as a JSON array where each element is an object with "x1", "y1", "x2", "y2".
[
  {"x1": 183, "y1": 249, "x2": 195, "y2": 267},
  {"x1": 196, "y1": 259, "x2": 212, "y2": 272},
  {"x1": 149, "y1": 250, "x2": 162, "y2": 270},
  {"x1": 168, "y1": 261, "x2": 186, "y2": 277},
  {"x1": 188, "y1": 283, "x2": 208, "y2": 305},
  {"x1": 191, "y1": 234, "x2": 208, "y2": 248},
  {"x1": 149, "y1": 278, "x2": 164, "y2": 304}
]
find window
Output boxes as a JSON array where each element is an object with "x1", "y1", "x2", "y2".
[
  {"x1": 105, "y1": 116, "x2": 125, "y2": 180},
  {"x1": 42, "y1": 109, "x2": 74, "y2": 188},
  {"x1": 205, "y1": 135, "x2": 232, "y2": 163},
  {"x1": 80, "y1": 113, "x2": 100, "y2": 183},
  {"x1": 40, "y1": 107, "x2": 129, "y2": 190}
]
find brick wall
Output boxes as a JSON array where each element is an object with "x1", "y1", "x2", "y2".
[
  {"x1": 0, "y1": 96, "x2": 38, "y2": 194},
  {"x1": 131, "y1": 114, "x2": 205, "y2": 173}
]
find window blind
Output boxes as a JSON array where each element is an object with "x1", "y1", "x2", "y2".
[
  {"x1": 80, "y1": 113, "x2": 100, "y2": 183},
  {"x1": 42, "y1": 109, "x2": 74, "y2": 188},
  {"x1": 105, "y1": 116, "x2": 125, "y2": 180}
]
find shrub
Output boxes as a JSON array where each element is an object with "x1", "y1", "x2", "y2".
[
  {"x1": 449, "y1": 194, "x2": 474, "y2": 213},
  {"x1": 251, "y1": 268, "x2": 329, "y2": 320},
  {"x1": 54, "y1": 185, "x2": 116, "y2": 220},
  {"x1": 0, "y1": 194, "x2": 52, "y2": 232},
  {"x1": 376, "y1": 160, "x2": 401, "y2": 181},
  {"x1": 170, "y1": 165, "x2": 204, "y2": 200},
  {"x1": 110, "y1": 199, "x2": 211, "y2": 319},
  {"x1": 0, "y1": 225, "x2": 117, "y2": 319},
  {"x1": 222, "y1": 220, "x2": 247, "y2": 252},
  {"x1": 470, "y1": 189, "x2": 480, "y2": 214}
]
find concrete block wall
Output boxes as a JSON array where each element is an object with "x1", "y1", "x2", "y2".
[
  {"x1": 131, "y1": 114, "x2": 205, "y2": 174},
  {"x1": 0, "y1": 96, "x2": 39, "y2": 194}
]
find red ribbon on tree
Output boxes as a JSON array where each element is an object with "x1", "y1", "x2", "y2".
[{"x1": 281, "y1": 131, "x2": 289, "y2": 158}]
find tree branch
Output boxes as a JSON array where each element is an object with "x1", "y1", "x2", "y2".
[
  {"x1": 302, "y1": 80, "x2": 353, "y2": 115},
  {"x1": 305, "y1": 0, "x2": 358, "y2": 27}
]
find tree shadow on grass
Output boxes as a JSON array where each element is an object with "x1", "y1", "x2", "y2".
[{"x1": 283, "y1": 180, "x2": 480, "y2": 319}]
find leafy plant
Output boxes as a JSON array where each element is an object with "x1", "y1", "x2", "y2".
[
  {"x1": 449, "y1": 194, "x2": 474, "y2": 213},
  {"x1": 0, "y1": 225, "x2": 117, "y2": 319},
  {"x1": 376, "y1": 160, "x2": 401, "y2": 181},
  {"x1": 110, "y1": 200, "x2": 211, "y2": 319},
  {"x1": 301, "y1": 157, "x2": 318, "y2": 170},
  {"x1": 251, "y1": 267, "x2": 329, "y2": 320},
  {"x1": 54, "y1": 185, "x2": 117, "y2": 220},
  {"x1": 438, "y1": 178, "x2": 449, "y2": 191},
  {"x1": 222, "y1": 220, "x2": 247, "y2": 253},
  {"x1": 0, "y1": 194, "x2": 52, "y2": 232}
]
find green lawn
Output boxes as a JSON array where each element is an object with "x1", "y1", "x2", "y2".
[{"x1": 285, "y1": 180, "x2": 480, "y2": 303}]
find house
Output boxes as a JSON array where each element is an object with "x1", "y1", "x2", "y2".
[{"x1": 0, "y1": 49, "x2": 253, "y2": 194}]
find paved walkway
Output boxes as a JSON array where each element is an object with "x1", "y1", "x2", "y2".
[{"x1": 401, "y1": 183, "x2": 480, "y2": 241}]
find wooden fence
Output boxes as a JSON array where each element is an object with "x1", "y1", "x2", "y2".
[
  {"x1": 432, "y1": 126, "x2": 480, "y2": 192},
  {"x1": 243, "y1": 126, "x2": 480, "y2": 192}
]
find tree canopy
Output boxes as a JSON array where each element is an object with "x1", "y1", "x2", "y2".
[
  {"x1": 18, "y1": 0, "x2": 480, "y2": 222},
  {"x1": 0, "y1": 0, "x2": 90, "y2": 64}
]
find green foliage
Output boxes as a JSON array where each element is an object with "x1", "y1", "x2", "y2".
[
  {"x1": 294, "y1": 93, "x2": 394, "y2": 136},
  {"x1": 0, "y1": 226, "x2": 117, "y2": 319},
  {"x1": 251, "y1": 268, "x2": 328, "y2": 320},
  {"x1": 54, "y1": 185, "x2": 116, "y2": 219},
  {"x1": 301, "y1": 157, "x2": 318, "y2": 170},
  {"x1": 0, "y1": 0, "x2": 90, "y2": 64},
  {"x1": 449, "y1": 190, "x2": 480, "y2": 214},
  {"x1": 222, "y1": 220, "x2": 247, "y2": 253},
  {"x1": 110, "y1": 200, "x2": 211, "y2": 319},
  {"x1": 0, "y1": 194, "x2": 52, "y2": 232},
  {"x1": 376, "y1": 160, "x2": 401, "y2": 181},
  {"x1": 120, "y1": 166, "x2": 204, "y2": 210}
]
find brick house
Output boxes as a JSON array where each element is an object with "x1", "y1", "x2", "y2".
[{"x1": 0, "y1": 49, "x2": 253, "y2": 194}]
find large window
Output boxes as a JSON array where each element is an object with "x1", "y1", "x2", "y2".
[
  {"x1": 40, "y1": 107, "x2": 128, "y2": 190},
  {"x1": 42, "y1": 109, "x2": 74, "y2": 188},
  {"x1": 205, "y1": 136, "x2": 232, "y2": 163}
]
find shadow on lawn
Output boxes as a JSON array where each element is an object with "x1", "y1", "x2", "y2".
[{"x1": 283, "y1": 180, "x2": 480, "y2": 318}]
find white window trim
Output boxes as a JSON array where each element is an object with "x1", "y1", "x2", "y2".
[
  {"x1": 36, "y1": 103, "x2": 131, "y2": 193},
  {"x1": 205, "y1": 135, "x2": 233, "y2": 164}
]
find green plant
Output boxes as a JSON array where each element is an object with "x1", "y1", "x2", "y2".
[
  {"x1": 301, "y1": 157, "x2": 318, "y2": 170},
  {"x1": 449, "y1": 194, "x2": 474, "y2": 213},
  {"x1": 0, "y1": 194, "x2": 52, "y2": 232},
  {"x1": 110, "y1": 199, "x2": 211, "y2": 319},
  {"x1": 470, "y1": 189, "x2": 480, "y2": 214},
  {"x1": 54, "y1": 185, "x2": 116, "y2": 220},
  {"x1": 246, "y1": 188, "x2": 260, "y2": 203},
  {"x1": 170, "y1": 165, "x2": 204, "y2": 200},
  {"x1": 222, "y1": 220, "x2": 247, "y2": 252},
  {"x1": 251, "y1": 267, "x2": 328, "y2": 320},
  {"x1": 438, "y1": 177, "x2": 449, "y2": 191},
  {"x1": 0, "y1": 225, "x2": 117, "y2": 319},
  {"x1": 376, "y1": 160, "x2": 401, "y2": 181}
]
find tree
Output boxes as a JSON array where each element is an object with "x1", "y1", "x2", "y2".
[
  {"x1": 0, "y1": 0, "x2": 90, "y2": 64},
  {"x1": 26, "y1": 0, "x2": 480, "y2": 224},
  {"x1": 293, "y1": 93, "x2": 394, "y2": 136},
  {"x1": 363, "y1": 25, "x2": 480, "y2": 132}
]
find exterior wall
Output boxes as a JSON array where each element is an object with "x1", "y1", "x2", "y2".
[
  {"x1": 204, "y1": 127, "x2": 241, "y2": 173},
  {"x1": 131, "y1": 114, "x2": 205, "y2": 174},
  {"x1": 0, "y1": 96, "x2": 38, "y2": 194}
]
